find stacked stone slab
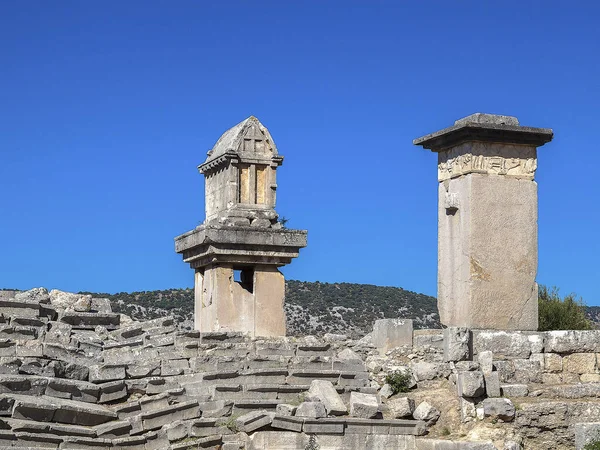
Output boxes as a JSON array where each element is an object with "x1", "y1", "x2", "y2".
[
  {"x1": 175, "y1": 116, "x2": 307, "y2": 338},
  {"x1": 0, "y1": 288, "x2": 429, "y2": 449},
  {"x1": 414, "y1": 113, "x2": 553, "y2": 330}
]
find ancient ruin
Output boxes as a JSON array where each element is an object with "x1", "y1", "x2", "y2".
[
  {"x1": 5, "y1": 114, "x2": 600, "y2": 450},
  {"x1": 175, "y1": 116, "x2": 307, "y2": 338},
  {"x1": 414, "y1": 113, "x2": 553, "y2": 331}
]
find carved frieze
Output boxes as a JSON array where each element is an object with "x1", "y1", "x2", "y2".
[{"x1": 437, "y1": 143, "x2": 537, "y2": 182}]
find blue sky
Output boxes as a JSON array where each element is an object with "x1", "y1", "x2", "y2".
[{"x1": 1, "y1": 1, "x2": 599, "y2": 304}]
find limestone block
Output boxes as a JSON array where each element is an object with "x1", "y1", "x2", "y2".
[
  {"x1": 436, "y1": 174, "x2": 539, "y2": 331},
  {"x1": 302, "y1": 418, "x2": 345, "y2": 434},
  {"x1": 482, "y1": 398, "x2": 515, "y2": 421},
  {"x1": 349, "y1": 392, "x2": 379, "y2": 419},
  {"x1": 473, "y1": 331, "x2": 542, "y2": 359},
  {"x1": 545, "y1": 330, "x2": 600, "y2": 353},
  {"x1": 484, "y1": 371, "x2": 501, "y2": 398},
  {"x1": 271, "y1": 415, "x2": 304, "y2": 432},
  {"x1": 307, "y1": 380, "x2": 347, "y2": 415},
  {"x1": 386, "y1": 396, "x2": 415, "y2": 418},
  {"x1": 457, "y1": 371, "x2": 485, "y2": 398},
  {"x1": 413, "y1": 401, "x2": 440, "y2": 425},
  {"x1": 564, "y1": 353, "x2": 597, "y2": 374},
  {"x1": 443, "y1": 327, "x2": 471, "y2": 362},
  {"x1": 372, "y1": 319, "x2": 413, "y2": 352},
  {"x1": 89, "y1": 365, "x2": 126, "y2": 383},
  {"x1": 379, "y1": 383, "x2": 394, "y2": 399},
  {"x1": 295, "y1": 401, "x2": 326, "y2": 418},
  {"x1": 500, "y1": 384, "x2": 528, "y2": 397},
  {"x1": 580, "y1": 374, "x2": 600, "y2": 383},
  {"x1": 544, "y1": 353, "x2": 563, "y2": 372},
  {"x1": 477, "y1": 351, "x2": 493, "y2": 375},
  {"x1": 411, "y1": 362, "x2": 449, "y2": 381},
  {"x1": 235, "y1": 410, "x2": 275, "y2": 433},
  {"x1": 460, "y1": 397, "x2": 477, "y2": 423},
  {"x1": 14, "y1": 288, "x2": 50, "y2": 304},
  {"x1": 275, "y1": 404, "x2": 296, "y2": 416}
]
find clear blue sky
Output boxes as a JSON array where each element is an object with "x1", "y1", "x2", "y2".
[{"x1": 1, "y1": 2, "x2": 599, "y2": 304}]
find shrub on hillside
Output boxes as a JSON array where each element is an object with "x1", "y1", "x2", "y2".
[{"x1": 538, "y1": 285, "x2": 592, "y2": 331}]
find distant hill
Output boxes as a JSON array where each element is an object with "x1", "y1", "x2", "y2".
[{"x1": 80, "y1": 280, "x2": 441, "y2": 337}]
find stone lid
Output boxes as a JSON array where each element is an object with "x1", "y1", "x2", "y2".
[
  {"x1": 204, "y1": 116, "x2": 279, "y2": 161},
  {"x1": 413, "y1": 113, "x2": 553, "y2": 152}
]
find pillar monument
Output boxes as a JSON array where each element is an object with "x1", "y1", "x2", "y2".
[
  {"x1": 414, "y1": 113, "x2": 553, "y2": 330},
  {"x1": 175, "y1": 116, "x2": 307, "y2": 337}
]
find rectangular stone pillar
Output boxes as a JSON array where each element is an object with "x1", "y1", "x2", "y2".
[{"x1": 414, "y1": 114, "x2": 553, "y2": 330}]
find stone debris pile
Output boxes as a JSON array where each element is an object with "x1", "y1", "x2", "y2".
[{"x1": 0, "y1": 288, "x2": 431, "y2": 449}]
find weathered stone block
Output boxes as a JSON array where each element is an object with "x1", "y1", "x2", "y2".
[
  {"x1": 307, "y1": 380, "x2": 347, "y2": 416},
  {"x1": 457, "y1": 371, "x2": 485, "y2": 398},
  {"x1": 473, "y1": 331, "x2": 542, "y2": 358},
  {"x1": 372, "y1": 319, "x2": 413, "y2": 352},
  {"x1": 482, "y1": 398, "x2": 515, "y2": 421},
  {"x1": 443, "y1": 327, "x2": 471, "y2": 362},
  {"x1": 413, "y1": 401, "x2": 440, "y2": 425},
  {"x1": 484, "y1": 371, "x2": 501, "y2": 398},
  {"x1": 89, "y1": 365, "x2": 125, "y2": 383},
  {"x1": 386, "y1": 396, "x2": 415, "y2": 418},
  {"x1": 295, "y1": 401, "x2": 326, "y2": 418},
  {"x1": 500, "y1": 384, "x2": 528, "y2": 397},
  {"x1": 564, "y1": 353, "x2": 597, "y2": 374},
  {"x1": 349, "y1": 392, "x2": 379, "y2": 419},
  {"x1": 235, "y1": 410, "x2": 274, "y2": 433}
]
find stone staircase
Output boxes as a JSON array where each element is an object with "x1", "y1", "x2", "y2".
[{"x1": 0, "y1": 288, "x2": 428, "y2": 449}]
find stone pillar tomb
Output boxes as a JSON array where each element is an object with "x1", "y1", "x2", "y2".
[
  {"x1": 175, "y1": 116, "x2": 307, "y2": 337},
  {"x1": 413, "y1": 113, "x2": 553, "y2": 330}
]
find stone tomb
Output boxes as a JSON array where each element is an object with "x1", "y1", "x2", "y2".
[
  {"x1": 175, "y1": 116, "x2": 307, "y2": 337},
  {"x1": 414, "y1": 113, "x2": 553, "y2": 331}
]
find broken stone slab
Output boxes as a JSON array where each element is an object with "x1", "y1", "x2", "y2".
[
  {"x1": 198, "y1": 400, "x2": 233, "y2": 418},
  {"x1": 295, "y1": 401, "x2": 326, "y2": 418},
  {"x1": 59, "y1": 311, "x2": 120, "y2": 330},
  {"x1": 349, "y1": 392, "x2": 380, "y2": 419},
  {"x1": 379, "y1": 383, "x2": 394, "y2": 399},
  {"x1": 235, "y1": 409, "x2": 275, "y2": 433},
  {"x1": 307, "y1": 380, "x2": 347, "y2": 416},
  {"x1": 413, "y1": 401, "x2": 440, "y2": 425},
  {"x1": 0, "y1": 374, "x2": 48, "y2": 396},
  {"x1": 271, "y1": 415, "x2": 304, "y2": 432},
  {"x1": 482, "y1": 398, "x2": 515, "y2": 422},
  {"x1": 171, "y1": 434, "x2": 223, "y2": 450},
  {"x1": 94, "y1": 419, "x2": 132, "y2": 438},
  {"x1": 0, "y1": 325, "x2": 39, "y2": 340},
  {"x1": 411, "y1": 361, "x2": 450, "y2": 382},
  {"x1": 275, "y1": 404, "x2": 296, "y2": 417},
  {"x1": 386, "y1": 397, "x2": 415, "y2": 419},
  {"x1": 88, "y1": 365, "x2": 126, "y2": 383},
  {"x1": 14, "y1": 288, "x2": 50, "y2": 305},
  {"x1": 45, "y1": 377, "x2": 99, "y2": 403},
  {"x1": 372, "y1": 319, "x2": 413, "y2": 353},
  {"x1": 126, "y1": 360, "x2": 161, "y2": 379},
  {"x1": 500, "y1": 384, "x2": 529, "y2": 397},
  {"x1": 0, "y1": 298, "x2": 41, "y2": 319},
  {"x1": 5, "y1": 393, "x2": 117, "y2": 426},
  {"x1": 140, "y1": 400, "x2": 201, "y2": 431},
  {"x1": 443, "y1": 327, "x2": 471, "y2": 362},
  {"x1": 98, "y1": 380, "x2": 127, "y2": 403},
  {"x1": 457, "y1": 371, "x2": 485, "y2": 398}
]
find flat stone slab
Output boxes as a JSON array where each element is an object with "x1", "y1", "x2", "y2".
[{"x1": 3, "y1": 393, "x2": 117, "y2": 426}]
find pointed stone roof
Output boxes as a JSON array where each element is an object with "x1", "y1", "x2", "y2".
[{"x1": 205, "y1": 116, "x2": 278, "y2": 162}]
